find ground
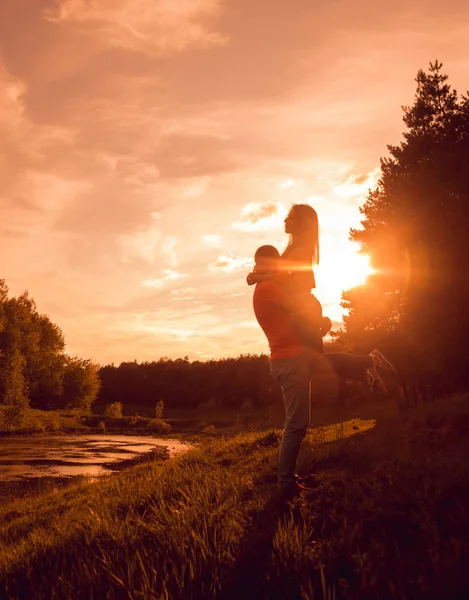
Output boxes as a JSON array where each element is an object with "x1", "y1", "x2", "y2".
[{"x1": 0, "y1": 395, "x2": 468, "y2": 599}]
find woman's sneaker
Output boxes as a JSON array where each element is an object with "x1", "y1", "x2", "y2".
[{"x1": 368, "y1": 349, "x2": 398, "y2": 395}]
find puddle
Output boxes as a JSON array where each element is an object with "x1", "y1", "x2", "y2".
[{"x1": 0, "y1": 435, "x2": 192, "y2": 500}]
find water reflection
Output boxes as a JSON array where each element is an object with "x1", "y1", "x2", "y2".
[{"x1": 0, "y1": 435, "x2": 191, "y2": 500}]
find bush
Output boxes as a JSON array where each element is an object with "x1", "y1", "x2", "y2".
[
  {"x1": 198, "y1": 396, "x2": 218, "y2": 411},
  {"x1": 103, "y1": 402, "x2": 123, "y2": 419},
  {"x1": 121, "y1": 416, "x2": 148, "y2": 427},
  {"x1": 203, "y1": 424, "x2": 216, "y2": 434},
  {"x1": 97, "y1": 421, "x2": 106, "y2": 432},
  {"x1": 155, "y1": 400, "x2": 164, "y2": 420},
  {"x1": 240, "y1": 400, "x2": 255, "y2": 425},
  {"x1": 1, "y1": 403, "x2": 25, "y2": 427},
  {"x1": 147, "y1": 419, "x2": 172, "y2": 435},
  {"x1": 47, "y1": 414, "x2": 62, "y2": 432}
]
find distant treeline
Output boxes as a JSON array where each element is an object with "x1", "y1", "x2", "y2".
[{"x1": 97, "y1": 355, "x2": 280, "y2": 412}]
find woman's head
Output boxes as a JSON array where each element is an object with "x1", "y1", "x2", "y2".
[{"x1": 284, "y1": 203, "x2": 320, "y2": 264}]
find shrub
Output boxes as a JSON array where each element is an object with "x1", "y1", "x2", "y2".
[
  {"x1": 47, "y1": 414, "x2": 62, "y2": 432},
  {"x1": 103, "y1": 402, "x2": 123, "y2": 419},
  {"x1": 240, "y1": 400, "x2": 255, "y2": 425},
  {"x1": 203, "y1": 424, "x2": 216, "y2": 434},
  {"x1": 97, "y1": 421, "x2": 106, "y2": 432},
  {"x1": 31, "y1": 420, "x2": 46, "y2": 433},
  {"x1": 198, "y1": 396, "x2": 218, "y2": 411},
  {"x1": 147, "y1": 419, "x2": 172, "y2": 435},
  {"x1": 1, "y1": 403, "x2": 25, "y2": 427},
  {"x1": 155, "y1": 400, "x2": 164, "y2": 420}
]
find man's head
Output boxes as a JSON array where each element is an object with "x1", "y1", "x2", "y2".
[{"x1": 254, "y1": 245, "x2": 281, "y2": 272}]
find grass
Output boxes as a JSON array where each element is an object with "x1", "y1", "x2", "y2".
[
  {"x1": 0, "y1": 408, "x2": 175, "y2": 436},
  {"x1": 0, "y1": 407, "x2": 90, "y2": 435},
  {"x1": 1, "y1": 395, "x2": 469, "y2": 598}
]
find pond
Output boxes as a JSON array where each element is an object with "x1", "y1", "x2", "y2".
[{"x1": 0, "y1": 435, "x2": 192, "y2": 500}]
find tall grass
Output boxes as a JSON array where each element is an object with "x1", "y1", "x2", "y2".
[{"x1": 1, "y1": 396, "x2": 469, "y2": 599}]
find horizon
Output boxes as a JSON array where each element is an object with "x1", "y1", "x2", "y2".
[{"x1": 2, "y1": 0, "x2": 469, "y2": 364}]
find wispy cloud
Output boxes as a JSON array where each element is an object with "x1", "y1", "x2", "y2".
[
  {"x1": 333, "y1": 169, "x2": 381, "y2": 199},
  {"x1": 200, "y1": 234, "x2": 222, "y2": 246},
  {"x1": 142, "y1": 269, "x2": 187, "y2": 288},
  {"x1": 232, "y1": 201, "x2": 287, "y2": 233},
  {"x1": 45, "y1": 0, "x2": 227, "y2": 54},
  {"x1": 208, "y1": 254, "x2": 253, "y2": 273}
]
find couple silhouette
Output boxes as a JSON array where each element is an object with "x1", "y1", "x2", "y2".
[{"x1": 249, "y1": 203, "x2": 397, "y2": 500}]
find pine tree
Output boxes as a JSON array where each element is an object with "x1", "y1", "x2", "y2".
[{"x1": 343, "y1": 61, "x2": 469, "y2": 390}]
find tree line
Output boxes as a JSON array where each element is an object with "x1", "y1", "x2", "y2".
[
  {"x1": 0, "y1": 280, "x2": 100, "y2": 424},
  {"x1": 2, "y1": 61, "x2": 468, "y2": 417},
  {"x1": 97, "y1": 355, "x2": 278, "y2": 413}
]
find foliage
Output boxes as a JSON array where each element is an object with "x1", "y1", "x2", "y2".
[
  {"x1": 146, "y1": 418, "x2": 172, "y2": 435},
  {"x1": 0, "y1": 349, "x2": 29, "y2": 424},
  {"x1": 98, "y1": 355, "x2": 277, "y2": 412},
  {"x1": 62, "y1": 357, "x2": 101, "y2": 412},
  {"x1": 0, "y1": 280, "x2": 99, "y2": 414},
  {"x1": 0, "y1": 408, "x2": 91, "y2": 434},
  {"x1": 342, "y1": 61, "x2": 469, "y2": 393},
  {"x1": 155, "y1": 399, "x2": 164, "y2": 420},
  {"x1": 103, "y1": 402, "x2": 124, "y2": 419},
  {"x1": 239, "y1": 399, "x2": 255, "y2": 425},
  {"x1": 202, "y1": 424, "x2": 216, "y2": 434}
]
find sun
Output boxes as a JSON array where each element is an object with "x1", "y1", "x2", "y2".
[{"x1": 314, "y1": 241, "x2": 374, "y2": 316}]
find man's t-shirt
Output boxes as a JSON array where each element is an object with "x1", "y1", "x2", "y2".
[{"x1": 253, "y1": 278, "x2": 303, "y2": 359}]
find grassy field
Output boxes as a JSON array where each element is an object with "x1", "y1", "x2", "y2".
[
  {"x1": 1, "y1": 395, "x2": 469, "y2": 599},
  {"x1": 0, "y1": 407, "x2": 174, "y2": 436},
  {"x1": 0, "y1": 407, "x2": 91, "y2": 435},
  {"x1": 0, "y1": 405, "x2": 268, "y2": 435}
]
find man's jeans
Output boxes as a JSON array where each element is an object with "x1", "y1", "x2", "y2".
[{"x1": 270, "y1": 351, "x2": 313, "y2": 489}]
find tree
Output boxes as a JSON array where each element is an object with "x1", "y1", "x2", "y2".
[
  {"x1": 343, "y1": 61, "x2": 469, "y2": 390},
  {"x1": 0, "y1": 349, "x2": 29, "y2": 425},
  {"x1": 62, "y1": 357, "x2": 101, "y2": 412},
  {"x1": 104, "y1": 402, "x2": 123, "y2": 419},
  {"x1": 0, "y1": 282, "x2": 30, "y2": 422}
]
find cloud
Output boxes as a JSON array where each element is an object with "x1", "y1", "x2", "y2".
[
  {"x1": 171, "y1": 287, "x2": 196, "y2": 300},
  {"x1": 232, "y1": 201, "x2": 287, "y2": 233},
  {"x1": 162, "y1": 236, "x2": 178, "y2": 267},
  {"x1": 120, "y1": 227, "x2": 162, "y2": 265},
  {"x1": 200, "y1": 234, "x2": 222, "y2": 246},
  {"x1": 142, "y1": 269, "x2": 186, "y2": 288},
  {"x1": 333, "y1": 169, "x2": 381, "y2": 199},
  {"x1": 44, "y1": 0, "x2": 227, "y2": 54},
  {"x1": 2, "y1": 0, "x2": 469, "y2": 365},
  {"x1": 208, "y1": 253, "x2": 253, "y2": 273}
]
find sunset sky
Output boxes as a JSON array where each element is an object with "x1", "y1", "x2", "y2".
[{"x1": 1, "y1": 0, "x2": 469, "y2": 365}]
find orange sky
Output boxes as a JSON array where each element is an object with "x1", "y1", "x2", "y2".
[{"x1": 1, "y1": 0, "x2": 469, "y2": 364}]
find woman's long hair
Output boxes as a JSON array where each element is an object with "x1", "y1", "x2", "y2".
[{"x1": 283, "y1": 203, "x2": 320, "y2": 265}]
